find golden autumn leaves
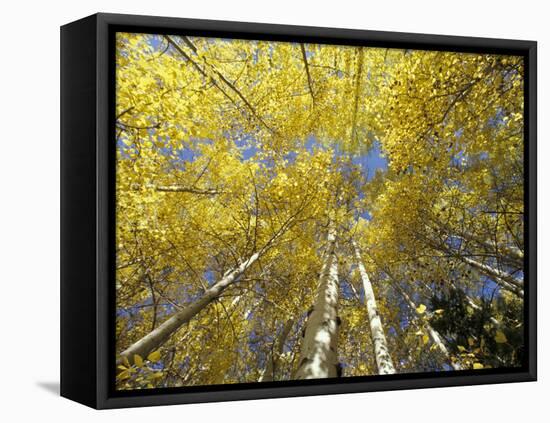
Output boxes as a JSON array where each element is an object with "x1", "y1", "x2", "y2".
[
  {"x1": 118, "y1": 350, "x2": 163, "y2": 387},
  {"x1": 114, "y1": 33, "x2": 524, "y2": 389}
]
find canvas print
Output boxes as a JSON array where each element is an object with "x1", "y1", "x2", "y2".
[{"x1": 114, "y1": 32, "x2": 525, "y2": 390}]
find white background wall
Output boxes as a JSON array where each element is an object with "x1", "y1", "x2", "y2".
[{"x1": 0, "y1": 0, "x2": 546, "y2": 420}]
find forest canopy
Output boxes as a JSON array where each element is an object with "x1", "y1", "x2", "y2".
[{"x1": 114, "y1": 32, "x2": 525, "y2": 389}]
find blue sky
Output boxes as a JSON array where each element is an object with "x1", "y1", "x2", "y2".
[{"x1": 352, "y1": 140, "x2": 388, "y2": 181}]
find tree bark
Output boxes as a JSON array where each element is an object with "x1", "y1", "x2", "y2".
[
  {"x1": 421, "y1": 281, "x2": 501, "y2": 327},
  {"x1": 118, "y1": 252, "x2": 259, "y2": 365},
  {"x1": 397, "y1": 286, "x2": 462, "y2": 371},
  {"x1": 117, "y1": 207, "x2": 301, "y2": 365},
  {"x1": 425, "y1": 325, "x2": 462, "y2": 370},
  {"x1": 460, "y1": 255, "x2": 524, "y2": 298},
  {"x1": 352, "y1": 240, "x2": 396, "y2": 375},
  {"x1": 464, "y1": 295, "x2": 501, "y2": 327},
  {"x1": 295, "y1": 227, "x2": 340, "y2": 379},
  {"x1": 461, "y1": 232, "x2": 523, "y2": 267},
  {"x1": 259, "y1": 318, "x2": 295, "y2": 382},
  {"x1": 131, "y1": 183, "x2": 221, "y2": 195},
  {"x1": 426, "y1": 238, "x2": 524, "y2": 298},
  {"x1": 430, "y1": 220, "x2": 524, "y2": 267}
]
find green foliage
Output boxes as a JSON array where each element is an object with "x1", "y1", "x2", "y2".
[{"x1": 430, "y1": 288, "x2": 523, "y2": 368}]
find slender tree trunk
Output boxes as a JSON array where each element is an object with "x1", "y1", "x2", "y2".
[
  {"x1": 132, "y1": 183, "x2": 221, "y2": 195},
  {"x1": 426, "y1": 238, "x2": 524, "y2": 298},
  {"x1": 397, "y1": 286, "x2": 462, "y2": 371},
  {"x1": 421, "y1": 281, "x2": 501, "y2": 327},
  {"x1": 347, "y1": 278, "x2": 362, "y2": 302},
  {"x1": 352, "y1": 240, "x2": 396, "y2": 375},
  {"x1": 118, "y1": 210, "x2": 300, "y2": 365},
  {"x1": 295, "y1": 227, "x2": 340, "y2": 379},
  {"x1": 431, "y1": 220, "x2": 524, "y2": 266},
  {"x1": 460, "y1": 255, "x2": 524, "y2": 297},
  {"x1": 462, "y1": 233, "x2": 523, "y2": 268},
  {"x1": 463, "y1": 294, "x2": 501, "y2": 327},
  {"x1": 259, "y1": 318, "x2": 295, "y2": 382},
  {"x1": 119, "y1": 252, "x2": 259, "y2": 365},
  {"x1": 425, "y1": 325, "x2": 462, "y2": 370}
]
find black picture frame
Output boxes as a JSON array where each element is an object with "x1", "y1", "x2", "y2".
[{"x1": 61, "y1": 12, "x2": 537, "y2": 409}]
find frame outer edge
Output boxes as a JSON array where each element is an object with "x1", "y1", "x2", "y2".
[
  {"x1": 79, "y1": 12, "x2": 537, "y2": 409},
  {"x1": 60, "y1": 14, "x2": 99, "y2": 409},
  {"x1": 96, "y1": 12, "x2": 111, "y2": 410},
  {"x1": 527, "y1": 42, "x2": 537, "y2": 380}
]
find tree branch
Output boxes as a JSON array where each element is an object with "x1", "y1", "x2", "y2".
[{"x1": 300, "y1": 43, "x2": 315, "y2": 102}]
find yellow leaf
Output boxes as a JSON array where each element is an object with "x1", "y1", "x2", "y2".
[
  {"x1": 422, "y1": 334, "x2": 430, "y2": 345},
  {"x1": 495, "y1": 331, "x2": 508, "y2": 344},
  {"x1": 117, "y1": 370, "x2": 131, "y2": 380},
  {"x1": 457, "y1": 345, "x2": 466, "y2": 352},
  {"x1": 416, "y1": 304, "x2": 427, "y2": 314},
  {"x1": 147, "y1": 350, "x2": 161, "y2": 362},
  {"x1": 134, "y1": 354, "x2": 144, "y2": 367},
  {"x1": 473, "y1": 363, "x2": 484, "y2": 370},
  {"x1": 434, "y1": 309, "x2": 444, "y2": 315}
]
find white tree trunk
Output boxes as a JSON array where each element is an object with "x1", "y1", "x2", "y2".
[
  {"x1": 397, "y1": 286, "x2": 462, "y2": 370},
  {"x1": 425, "y1": 325, "x2": 462, "y2": 370},
  {"x1": 464, "y1": 295, "x2": 501, "y2": 327},
  {"x1": 432, "y1": 220, "x2": 524, "y2": 266},
  {"x1": 259, "y1": 318, "x2": 295, "y2": 382},
  {"x1": 453, "y1": 225, "x2": 523, "y2": 264},
  {"x1": 295, "y1": 227, "x2": 340, "y2": 379},
  {"x1": 421, "y1": 281, "x2": 500, "y2": 327},
  {"x1": 427, "y1": 238, "x2": 524, "y2": 298},
  {"x1": 352, "y1": 240, "x2": 396, "y2": 375},
  {"x1": 461, "y1": 255, "x2": 524, "y2": 297},
  {"x1": 119, "y1": 252, "x2": 259, "y2": 364}
]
